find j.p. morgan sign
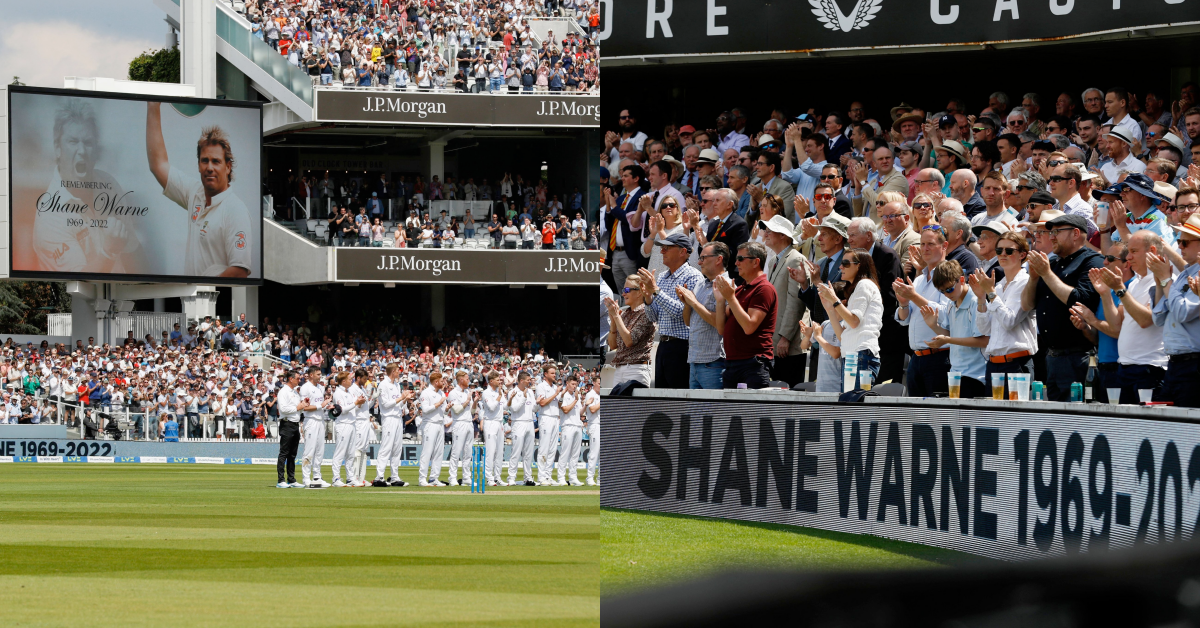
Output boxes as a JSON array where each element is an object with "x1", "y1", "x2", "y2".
[
  {"x1": 314, "y1": 90, "x2": 599, "y2": 128},
  {"x1": 335, "y1": 248, "x2": 602, "y2": 284},
  {"x1": 602, "y1": 394, "x2": 1200, "y2": 561}
]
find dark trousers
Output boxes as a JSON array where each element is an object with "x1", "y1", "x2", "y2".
[
  {"x1": 1117, "y1": 363, "x2": 1165, "y2": 404},
  {"x1": 877, "y1": 339, "x2": 908, "y2": 385},
  {"x1": 1162, "y1": 357, "x2": 1200, "y2": 408},
  {"x1": 984, "y1": 356, "x2": 1033, "y2": 400},
  {"x1": 770, "y1": 353, "x2": 805, "y2": 387},
  {"x1": 1094, "y1": 363, "x2": 1119, "y2": 404},
  {"x1": 654, "y1": 337, "x2": 690, "y2": 389},
  {"x1": 960, "y1": 376, "x2": 988, "y2": 399},
  {"x1": 905, "y1": 351, "x2": 950, "y2": 397},
  {"x1": 277, "y1": 420, "x2": 300, "y2": 483},
  {"x1": 806, "y1": 346, "x2": 820, "y2": 382},
  {"x1": 723, "y1": 356, "x2": 772, "y2": 389},
  {"x1": 1045, "y1": 350, "x2": 1090, "y2": 402}
]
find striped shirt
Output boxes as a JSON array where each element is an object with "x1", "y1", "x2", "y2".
[
  {"x1": 645, "y1": 263, "x2": 704, "y2": 340},
  {"x1": 687, "y1": 273, "x2": 727, "y2": 364}
]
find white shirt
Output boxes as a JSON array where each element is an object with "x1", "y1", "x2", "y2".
[
  {"x1": 583, "y1": 390, "x2": 600, "y2": 426},
  {"x1": 560, "y1": 390, "x2": 583, "y2": 427},
  {"x1": 377, "y1": 378, "x2": 406, "y2": 420},
  {"x1": 332, "y1": 384, "x2": 358, "y2": 423},
  {"x1": 650, "y1": 183, "x2": 686, "y2": 214},
  {"x1": 481, "y1": 385, "x2": 504, "y2": 421},
  {"x1": 535, "y1": 380, "x2": 561, "y2": 418},
  {"x1": 277, "y1": 384, "x2": 301, "y2": 422},
  {"x1": 1100, "y1": 152, "x2": 1146, "y2": 186},
  {"x1": 418, "y1": 384, "x2": 445, "y2": 426},
  {"x1": 1106, "y1": 112, "x2": 1144, "y2": 146},
  {"x1": 507, "y1": 387, "x2": 536, "y2": 422},
  {"x1": 162, "y1": 166, "x2": 253, "y2": 276},
  {"x1": 447, "y1": 384, "x2": 473, "y2": 423},
  {"x1": 840, "y1": 280, "x2": 883, "y2": 356},
  {"x1": 1118, "y1": 271, "x2": 1169, "y2": 368},
  {"x1": 975, "y1": 269, "x2": 1039, "y2": 357}
]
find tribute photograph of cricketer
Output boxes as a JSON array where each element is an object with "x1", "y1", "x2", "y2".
[{"x1": 8, "y1": 86, "x2": 262, "y2": 283}]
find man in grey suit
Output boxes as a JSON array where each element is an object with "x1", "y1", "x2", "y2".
[
  {"x1": 789, "y1": 213, "x2": 851, "y2": 382},
  {"x1": 760, "y1": 215, "x2": 809, "y2": 386},
  {"x1": 754, "y1": 150, "x2": 796, "y2": 221}
]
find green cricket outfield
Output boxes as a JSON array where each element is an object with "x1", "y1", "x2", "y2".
[
  {"x1": 0, "y1": 464, "x2": 598, "y2": 627},
  {"x1": 601, "y1": 507, "x2": 979, "y2": 596}
]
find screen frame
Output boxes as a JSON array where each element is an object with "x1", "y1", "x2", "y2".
[{"x1": 7, "y1": 84, "x2": 265, "y2": 286}]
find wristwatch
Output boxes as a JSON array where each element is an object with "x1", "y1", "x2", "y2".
[
  {"x1": 985, "y1": 292, "x2": 997, "y2": 303},
  {"x1": 1114, "y1": 288, "x2": 1127, "y2": 299},
  {"x1": 1158, "y1": 277, "x2": 1171, "y2": 289}
]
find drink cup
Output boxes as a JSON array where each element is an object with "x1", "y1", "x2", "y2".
[
  {"x1": 1011, "y1": 373, "x2": 1030, "y2": 401},
  {"x1": 991, "y1": 373, "x2": 1006, "y2": 400},
  {"x1": 1138, "y1": 389, "x2": 1153, "y2": 404},
  {"x1": 1096, "y1": 201, "x2": 1109, "y2": 229},
  {"x1": 947, "y1": 372, "x2": 962, "y2": 399},
  {"x1": 860, "y1": 371, "x2": 874, "y2": 391},
  {"x1": 1106, "y1": 388, "x2": 1121, "y2": 405},
  {"x1": 844, "y1": 353, "x2": 859, "y2": 393}
]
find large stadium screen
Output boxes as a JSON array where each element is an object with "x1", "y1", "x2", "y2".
[{"x1": 7, "y1": 86, "x2": 263, "y2": 284}]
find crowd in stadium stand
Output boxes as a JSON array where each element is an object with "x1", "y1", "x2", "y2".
[
  {"x1": 1, "y1": 316, "x2": 601, "y2": 441},
  {"x1": 240, "y1": 0, "x2": 600, "y2": 93},
  {"x1": 601, "y1": 85, "x2": 1200, "y2": 408},
  {"x1": 279, "y1": 170, "x2": 596, "y2": 249}
]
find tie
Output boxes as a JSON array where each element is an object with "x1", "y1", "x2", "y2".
[{"x1": 821, "y1": 257, "x2": 830, "y2": 282}]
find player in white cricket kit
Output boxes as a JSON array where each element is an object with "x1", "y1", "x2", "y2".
[
  {"x1": 374, "y1": 363, "x2": 414, "y2": 487},
  {"x1": 480, "y1": 371, "x2": 507, "y2": 486},
  {"x1": 445, "y1": 371, "x2": 479, "y2": 487},
  {"x1": 506, "y1": 371, "x2": 538, "y2": 486},
  {"x1": 557, "y1": 375, "x2": 585, "y2": 486},
  {"x1": 146, "y1": 101, "x2": 252, "y2": 278},
  {"x1": 535, "y1": 365, "x2": 563, "y2": 486},
  {"x1": 584, "y1": 379, "x2": 601, "y2": 486},
  {"x1": 347, "y1": 369, "x2": 373, "y2": 487},
  {"x1": 299, "y1": 366, "x2": 330, "y2": 488},
  {"x1": 417, "y1": 371, "x2": 449, "y2": 487},
  {"x1": 330, "y1": 372, "x2": 364, "y2": 487}
]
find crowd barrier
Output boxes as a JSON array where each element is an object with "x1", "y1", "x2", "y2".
[{"x1": 601, "y1": 389, "x2": 1200, "y2": 561}]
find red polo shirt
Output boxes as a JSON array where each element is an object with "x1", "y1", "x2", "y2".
[{"x1": 723, "y1": 273, "x2": 776, "y2": 361}]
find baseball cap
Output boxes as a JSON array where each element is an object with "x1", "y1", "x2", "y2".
[
  {"x1": 897, "y1": 140, "x2": 921, "y2": 154},
  {"x1": 697, "y1": 148, "x2": 721, "y2": 164},
  {"x1": 678, "y1": 125, "x2": 696, "y2": 135},
  {"x1": 937, "y1": 114, "x2": 956, "y2": 128},
  {"x1": 654, "y1": 232, "x2": 693, "y2": 253}
]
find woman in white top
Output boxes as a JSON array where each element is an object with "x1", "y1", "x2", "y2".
[
  {"x1": 818, "y1": 248, "x2": 883, "y2": 387},
  {"x1": 971, "y1": 231, "x2": 1038, "y2": 383},
  {"x1": 420, "y1": 224, "x2": 435, "y2": 247},
  {"x1": 640, "y1": 197, "x2": 698, "y2": 276}
]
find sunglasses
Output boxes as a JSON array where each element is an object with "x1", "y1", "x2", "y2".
[
  {"x1": 814, "y1": 194, "x2": 834, "y2": 201},
  {"x1": 921, "y1": 225, "x2": 944, "y2": 233},
  {"x1": 914, "y1": 179, "x2": 938, "y2": 185},
  {"x1": 913, "y1": 202, "x2": 933, "y2": 210},
  {"x1": 622, "y1": 287, "x2": 640, "y2": 293},
  {"x1": 661, "y1": 203, "x2": 678, "y2": 209},
  {"x1": 971, "y1": 127, "x2": 986, "y2": 133},
  {"x1": 1102, "y1": 255, "x2": 1126, "y2": 263},
  {"x1": 938, "y1": 284, "x2": 957, "y2": 294},
  {"x1": 1047, "y1": 160, "x2": 1066, "y2": 168},
  {"x1": 997, "y1": 247, "x2": 1021, "y2": 256},
  {"x1": 735, "y1": 255, "x2": 754, "y2": 262},
  {"x1": 839, "y1": 259, "x2": 857, "y2": 268},
  {"x1": 876, "y1": 200, "x2": 888, "y2": 207},
  {"x1": 1015, "y1": 185, "x2": 1038, "y2": 192},
  {"x1": 819, "y1": 174, "x2": 839, "y2": 180},
  {"x1": 1047, "y1": 176, "x2": 1071, "y2": 183},
  {"x1": 880, "y1": 213, "x2": 905, "y2": 221}
]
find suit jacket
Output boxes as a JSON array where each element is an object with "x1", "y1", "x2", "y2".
[
  {"x1": 798, "y1": 248, "x2": 844, "y2": 325},
  {"x1": 605, "y1": 188, "x2": 648, "y2": 267},
  {"x1": 827, "y1": 134, "x2": 852, "y2": 166},
  {"x1": 767, "y1": 247, "x2": 809, "y2": 356},
  {"x1": 762, "y1": 175, "x2": 796, "y2": 221},
  {"x1": 883, "y1": 227, "x2": 921, "y2": 270},
  {"x1": 833, "y1": 190, "x2": 853, "y2": 219},
  {"x1": 870, "y1": 242, "x2": 905, "y2": 348},
  {"x1": 705, "y1": 212, "x2": 750, "y2": 276},
  {"x1": 856, "y1": 169, "x2": 908, "y2": 221}
]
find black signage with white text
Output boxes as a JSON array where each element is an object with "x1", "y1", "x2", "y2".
[
  {"x1": 600, "y1": 0, "x2": 1199, "y2": 62},
  {"x1": 335, "y1": 248, "x2": 602, "y2": 284},
  {"x1": 602, "y1": 396, "x2": 1200, "y2": 561},
  {"x1": 314, "y1": 90, "x2": 599, "y2": 127}
]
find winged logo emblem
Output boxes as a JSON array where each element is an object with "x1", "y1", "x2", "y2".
[{"x1": 809, "y1": 0, "x2": 883, "y2": 32}]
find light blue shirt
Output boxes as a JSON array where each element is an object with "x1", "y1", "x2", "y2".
[
  {"x1": 895, "y1": 268, "x2": 948, "y2": 350},
  {"x1": 938, "y1": 290, "x2": 988, "y2": 383},
  {"x1": 780, "y1": 158, "x2": 826, "y2": 219},
  {"x1": 1152, "y1": 263, "x2": 1200, "y2": 355}
]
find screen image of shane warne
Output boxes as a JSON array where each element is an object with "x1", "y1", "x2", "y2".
[{"x1": 7, "y1": 87, "x2": 262, "y2": 284}]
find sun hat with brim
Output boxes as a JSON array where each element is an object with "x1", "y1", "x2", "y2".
[
  {"x1": 889, "y1": 102, "x2": 914, "y2": 121},
  {"x1": 758, "y1": 133, "x2": 781, "y2": 148},
  {"x1": 935, "y1": 140, "x2": 966, "y2": 162},
  {"x1": 891, "y1": 113, "x2": 924, "y2": 133},
  {"x1": 1172, "y1": 213, "x2": 1200, "y2": 240},
  {"x1": 1104, "y1": 172, "x2": 1169, "y2": 204},
  {"x1": 1103, "y1": 126, "x2": 1134, "y2": 146},
  {"x1": 818, "y1": 213, "x2": 851, "y2": 239},
  {"x1": 697, "y1": 148, "x2": 721, "y2": 164},
  {"x1": 1156, "y1": 132, "x2": 1187, "y2": 154},
  {"x1": 971, "y1": 220, "x2": 1011, "y2": 237},
  {"x1": 1034, "y1": 209, "x2": 1065, "y2": 225},
  {"x1": 760, "y1": 215, "x2": 800, "y2": 244},
  {"x1": 1154, "y1": 181, "x2": 1178, "y2": 202}
]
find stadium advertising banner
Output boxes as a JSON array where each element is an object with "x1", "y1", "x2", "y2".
[
  {"x1": 335, "y1": 248, "x2": 603, "y2": 284},
  {"x1": 7, "y1": 86, "x2": 263, "y2": 284},
  {"x1": 602, "y1": 395, "x2": 1200, "y2": 561},
  {"x1": 314, "y1": 90, "x2": 600, "y2": 128},
  {"x1": 600, "y1": 0, "x2": 1199, "y2": 62}
]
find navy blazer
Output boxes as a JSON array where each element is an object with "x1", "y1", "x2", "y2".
[{"x1": 606, "y1": 188, "x2": 649, "y2": 267}]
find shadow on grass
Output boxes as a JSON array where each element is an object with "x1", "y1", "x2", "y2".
[{"x1": 602, "y1": 507, "x2": 986, "y2": 568}]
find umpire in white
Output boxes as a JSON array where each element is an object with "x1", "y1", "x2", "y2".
[{"x1": 276, "y1": 371, "x2": 303, "y2": 488}]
